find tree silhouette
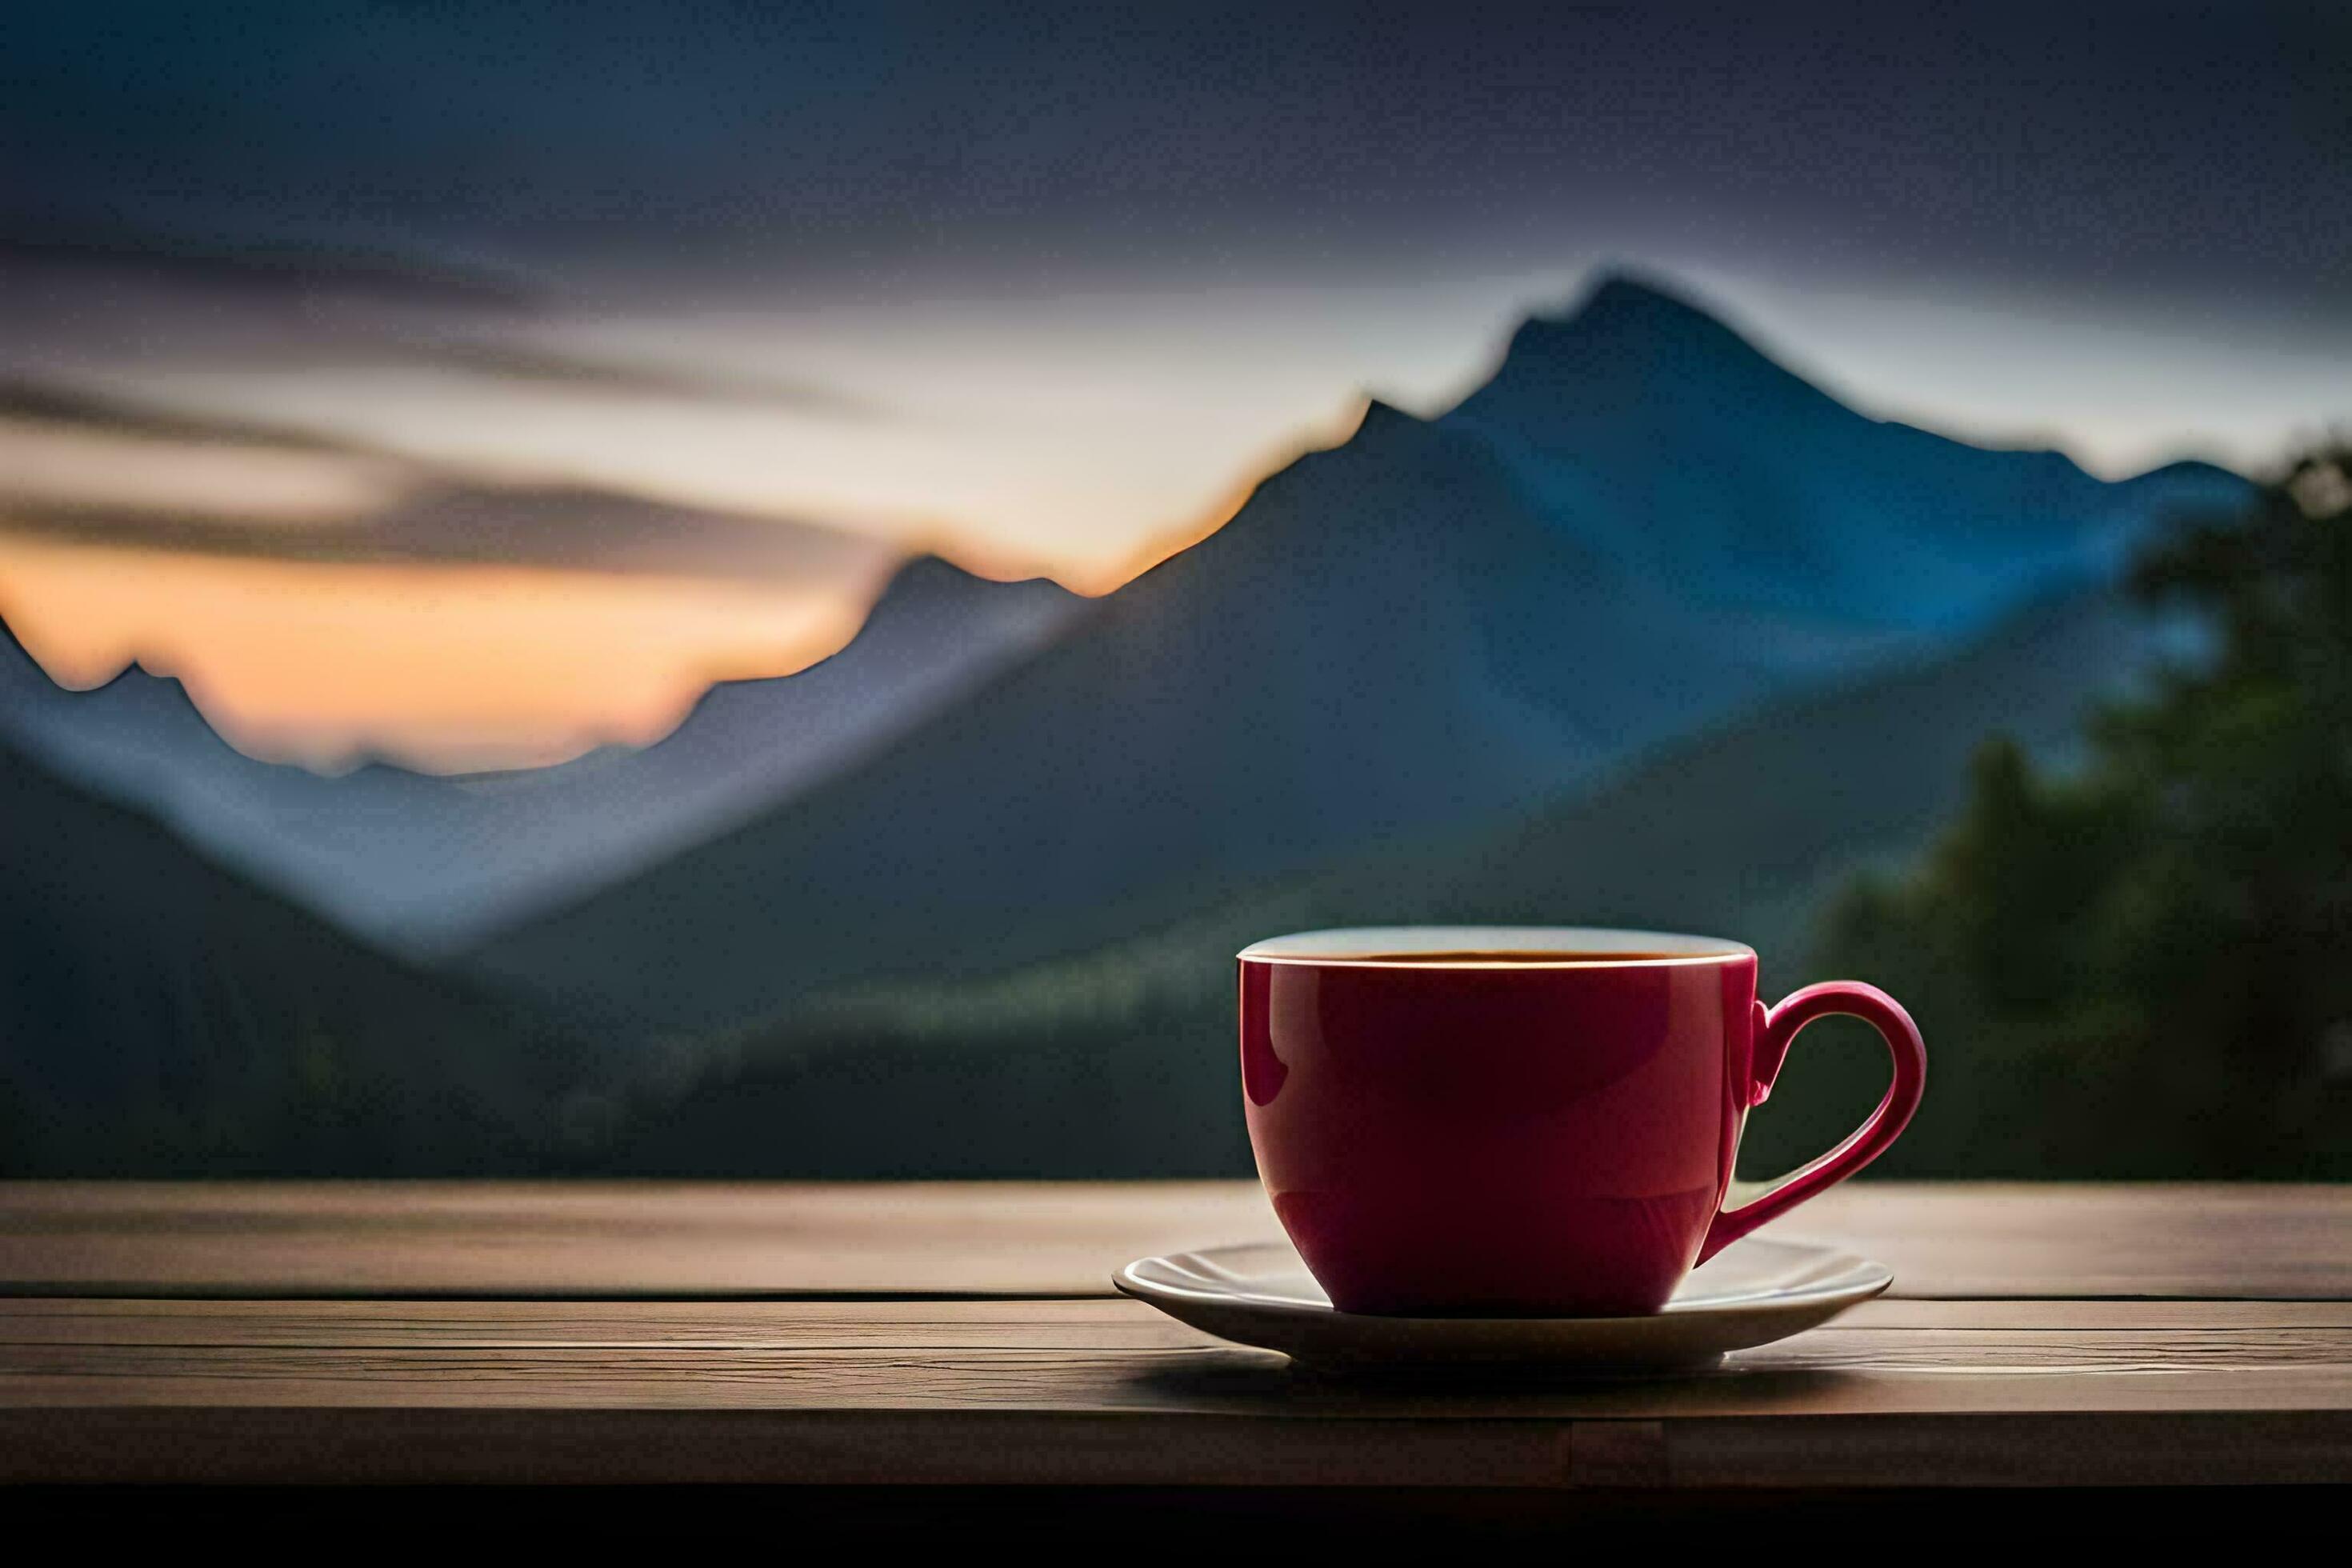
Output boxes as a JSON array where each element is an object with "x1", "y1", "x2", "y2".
[{"x1": 1804, "y1": 446, "x2": 2352, "y2": 1176}]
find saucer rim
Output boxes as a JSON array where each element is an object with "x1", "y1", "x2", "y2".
[
  {"x1": 1112, "y1": 1235, "x2": 1890, "y2": 1368},
  {"x1": 1116, "y1": 1234, "x2": 1890, "y2": 1324}
]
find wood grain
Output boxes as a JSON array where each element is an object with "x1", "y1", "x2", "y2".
[
  {"x1": 2, "y1": 1182, "x2": 2344, "y2": 1301},
  {"x1": 5, "y1": 1298, "x2": 2350, "y2": 1400},
  {"x1": 6, "y1": 1294, "x2": 2350, "y2": 1347},
  {"x1": 1, "y1": 1298, "x2": 2348, "y2": 1486},
  {"x1": 1776, "y1": 1183, "x2": 2352, "y2": 1301},
  {"x1": 2, "y1": 1182, "x2": 2346, "y2": 1489},
  {"x1": 0, "y1": 1180, "x2": 1274, "y2": 1298}
]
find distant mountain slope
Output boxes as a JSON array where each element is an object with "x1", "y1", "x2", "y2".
[
  {"x1": 1449, "y1": 280, "x2": 2237, "y2": 638},
  {"x1": 0, "y1": 731, "x2": 594, "y2": 1174},
  {"x1": 585, "y1": 582, "x2": 2176, "y2": 1177},
  {"x1": 0, "y1": 554, "x2": 1078, "y2": 954},
  {"x1": 470, "y1": 275, "x2": 2246, "y2": 1034}
]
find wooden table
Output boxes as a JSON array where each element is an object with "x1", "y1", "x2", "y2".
[{"x1": 2, "y1": 1182, "x2": 2346, "y2": 1518}]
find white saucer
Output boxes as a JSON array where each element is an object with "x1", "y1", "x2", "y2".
[{"x1": 1114, "y1": 1235, "x2": 1890, "y2": 1371}]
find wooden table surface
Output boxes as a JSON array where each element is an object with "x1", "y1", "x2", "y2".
[{"x1": 2, "y1": 1182, "x2": 2347, "y2": 1491}]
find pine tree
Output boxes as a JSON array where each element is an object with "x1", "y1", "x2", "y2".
[{"x1": 1798, "y1": 447, "x2": 2352, "y2": 1177}]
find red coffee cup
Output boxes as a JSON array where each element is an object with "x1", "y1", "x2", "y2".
[{"x1": 1239, "y1": 926, "x2": 1926, "y2": 1317}]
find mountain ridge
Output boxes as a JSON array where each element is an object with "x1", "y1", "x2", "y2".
[
  {"x1": 466, "y1": 275, "x2": 2250, "y2": 1032},
  {"x1": 1444, "y1": 277, "x2": 2246, "y2": 638},
  {"x1": 0, "y1": 551, "x2": 1082, "y2": 950},
  {"x1": 576, "y1": 581, "x2": 2183, "y2": 1178}
]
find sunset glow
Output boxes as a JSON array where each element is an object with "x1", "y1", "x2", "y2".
[
  {"x1": 2, "y1": 270, "x2": 2342, "y2": 773},
  {"x1": 0, "y1": 536, "x2": 894, "y2": 771}
]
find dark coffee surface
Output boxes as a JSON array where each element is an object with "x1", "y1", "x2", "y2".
[{"x1": 1305, "y1": 950, "x2": 1695, "y2": 964}]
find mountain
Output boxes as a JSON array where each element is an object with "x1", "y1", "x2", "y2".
[
  {"x1": 0, "y1": 727, "x2": 594, "y2": 1174},
  {"x1": 1448, "y1": 281, "x2": 2228, "y2": 638},
  {"x1": 469, "y1": 274, "x2": 2248, "y2": 1034},
  {"x1": 0, "y1": 554, "x2": 1078, "y2": 953},
  {"x1": 570, "y1": 582, "x2": 2186, "y2": 1177}
]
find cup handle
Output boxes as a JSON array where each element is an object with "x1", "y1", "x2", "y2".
[{"x1": 1695, "y1": 981, "x2": 1927, "y2": 1265}]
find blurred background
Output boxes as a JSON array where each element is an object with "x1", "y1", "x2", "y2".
[{"x1": 1, "y1": 2, "x2": 2346, "y2": 1178}]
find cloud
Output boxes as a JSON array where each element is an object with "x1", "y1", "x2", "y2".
[
  {"x1": 0, "y1": 231, "x2": 542, "y2": 313},
  {"x1": 0, "y1": 375, "x2": 886, "y2": 581},
  {"x1": 358, "y1": 482, "x2": 885, "y2": 579},
  {"x1": 0, "y1": 378, "x2": 378, "y2": 454},
  {"x1": 0, "y1": 238, "x2": 889, "y2": 420},
  {"x1": 0, "y1": 482, "x2": 881, "y2": 582},
  {"x1": 398, "y1": 338, "x2": 889, "y2": 419}
]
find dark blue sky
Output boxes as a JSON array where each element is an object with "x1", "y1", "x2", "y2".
[{"x1": 6, "y1": 2, "x2": 2346, "y2": 321}]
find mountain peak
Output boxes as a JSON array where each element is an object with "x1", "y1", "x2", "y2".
[
  {"x1": 778, "y1": 552, "x2": 1078, "y2": 678},
  {"x1": 1574, "y1": 270, "x2": 1726, "y2": 326},
  {"x1": 875, "y1": 551, "x2": 994, "y2": 606},
  {"x1": 870, "y1": 553, "x2": 1071, "y2": 620},
  {"x1": 1450, "y1": 270, "x2": 1833, "y2": 432},
  {"x1": 1347, "y1": 397, "x2": 1427, "y2": 441},
  {"x1": 1506, "y1": 271, "x2": 1763, "y2": 366}
]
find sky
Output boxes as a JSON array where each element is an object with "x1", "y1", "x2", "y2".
[{"x1": 1, "y1": 2, "x2": 2346, "y2": 768}]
